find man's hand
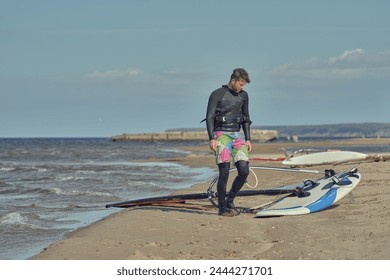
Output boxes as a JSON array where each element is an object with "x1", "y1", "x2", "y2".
[
  {"x1": 209, "y1": 139, "x2": 217, "y2": 152},
  {"x1": 246, "y1": 140, "x2": 252, "y2": 152}
]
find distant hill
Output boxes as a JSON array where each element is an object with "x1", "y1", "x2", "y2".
[{"x1": 252, "y1": 122, "x2": 390, "y2": 139}]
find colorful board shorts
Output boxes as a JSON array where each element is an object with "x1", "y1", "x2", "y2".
[{"x1": 215, "y1": 131, "x2": 249, "y2": 164}]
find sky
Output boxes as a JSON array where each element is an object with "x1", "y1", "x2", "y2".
[{"x1": 1, "y1": 0, "x2": 390, "y2": 137}]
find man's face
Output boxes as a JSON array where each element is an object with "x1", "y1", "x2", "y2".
[{"x1": 231, "y1": 78, "x2": 247, "y2": 93}]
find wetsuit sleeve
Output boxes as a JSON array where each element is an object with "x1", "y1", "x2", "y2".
[
  {"x1": 241, "y1": 91, "x2": 251, "y2": 141},
  {"x1": 205, "y1": 89, "x2": 222, "y2": 140}
]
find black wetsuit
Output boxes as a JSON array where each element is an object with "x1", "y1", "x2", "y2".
[
  {"x1": 205, "y1": 85, "x2": 251, "y2": 141},
  {"x1": 204, "y1": 85, "x2": 252, "y2": 215}
]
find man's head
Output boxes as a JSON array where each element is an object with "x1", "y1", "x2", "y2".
[{"x1": 229, "y1": 68, "x2": 250, "y2": 93}]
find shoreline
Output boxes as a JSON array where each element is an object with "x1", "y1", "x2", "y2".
[{"x1": 30, "y1": 138, "x2": 390, "y2": 260}]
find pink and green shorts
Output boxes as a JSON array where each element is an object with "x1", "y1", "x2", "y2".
[{"x1": 215, "y1": 131, "x2": 249, "y2": 164}]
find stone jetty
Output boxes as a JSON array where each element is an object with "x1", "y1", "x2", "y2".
[{"x1": 111, "y1": 129, "x2": 278, "y2": 142}]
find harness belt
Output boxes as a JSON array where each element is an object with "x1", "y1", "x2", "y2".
[
  {"x1": 215, "y1": 114, "x2": 251, "y2": 125},
  {"x1": 200, "y1": 114, "x2": 251, "y2": 125}
]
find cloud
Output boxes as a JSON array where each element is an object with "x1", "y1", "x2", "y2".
[
  {"x1": 269, "y1": 49, "x2": 390, "y2": 81},
  {"x1": 82, "y1": 68, "x2": 143, "y2": 81},
  {"x1": 81, "y1": 68, "x2": 193, "y2": 86},
  {"x1": 329, "y1": 48, "x2": 364, "y2": 64}
]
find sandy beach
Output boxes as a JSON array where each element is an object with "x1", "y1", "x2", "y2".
[{"x1": 30, "y1": 139, "x2": 390, "y2": 260}]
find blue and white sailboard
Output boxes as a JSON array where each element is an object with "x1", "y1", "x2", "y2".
[{"x1": 255, "y1": 169, "x2": 361, "y2": 217}]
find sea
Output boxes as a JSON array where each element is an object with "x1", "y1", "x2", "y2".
[
  {"x1": 1, "y1": 137, "x2": 389, "y2": 260},
  {"x1": 0, "y1": 138, "x2": 216, "y2": 260}
]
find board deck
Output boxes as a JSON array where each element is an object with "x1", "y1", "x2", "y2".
[
  {"x1": 255, "y1": 170, "x2": 361, "y2": 217},
  {"x1": 282, "y1": 151, "x2": 368, "y2": 167}
]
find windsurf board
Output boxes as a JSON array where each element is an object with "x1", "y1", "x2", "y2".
[
  {"x1": 255, "y1": 169, "x2": 361, "y2": 217},
  {"x1": 282, "y1": 151, "x2": 368, "y2": 167}
]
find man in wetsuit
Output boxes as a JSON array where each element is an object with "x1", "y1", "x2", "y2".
[{"x1": 205, "y1": 68, "x2": 252, "y2": 216}]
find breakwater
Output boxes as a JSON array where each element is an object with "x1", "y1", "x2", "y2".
[{"x1": 112, "y1": 129, "x2": 278, "y2": 142}]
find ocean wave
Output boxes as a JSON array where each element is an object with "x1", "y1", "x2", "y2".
[
  {"x1": 55, "y1": 176, "x2": 84, "y2": 181},
  {"x1": 69, "y1": 190, "x2": 114, "y2": 197},
  {"x1": 0, "y1": 188, "x2": 21, "y2": 195},
  {"x1": 0, "y1": 212, "x2": 48, "y2": 230},
  {"x1": 24, "y1": 186, "x2": 115, "y2": 198},
  {"x1": 0, "y1": 167, "x2": 16, "y2": 172},
  {"x1": 0, "y1": 180, "x2": 13, "y2": 188},
  {"x1": 0, "y1": 212, "x2": 26, "y2": 224},
  {"x1": 1, "y1": 165, "x2": 31, "y2": 173},
  {"x1": 54, "y1": 175, "x2": 103, "y2": 182},
  {"x1": 75, "y1": 170, "x2": 96, "y2": 174},
  {"x1": 1, "y1": 163, "x2": 51, "y2": 174},
  {"x1": 46, "y1": 187, "x2": 64, "y2": 195},
  {"x1": 20, "y1": 187, "x2": 61, "y2": 195},
  {"x1": 160, "y1": 148, "x2": 191, "y2": 155},
  {"x1": 0, "y1": 181, "x2": 25, "y2": 195},
  {"x1": 32, "y1": 167, "x2": 48, "y2": 172}
]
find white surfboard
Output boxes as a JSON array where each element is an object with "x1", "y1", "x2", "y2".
[
  {"x1": 255, "y1": 170, "x2": 361, "y2": 217},
  {"x1": 282, "y1": 151, "x2": 368, "y2": 167}
]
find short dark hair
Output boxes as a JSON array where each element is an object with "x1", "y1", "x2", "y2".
[{"x1": 230, "y1": 68, "x2": 250, "y2": 83}]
